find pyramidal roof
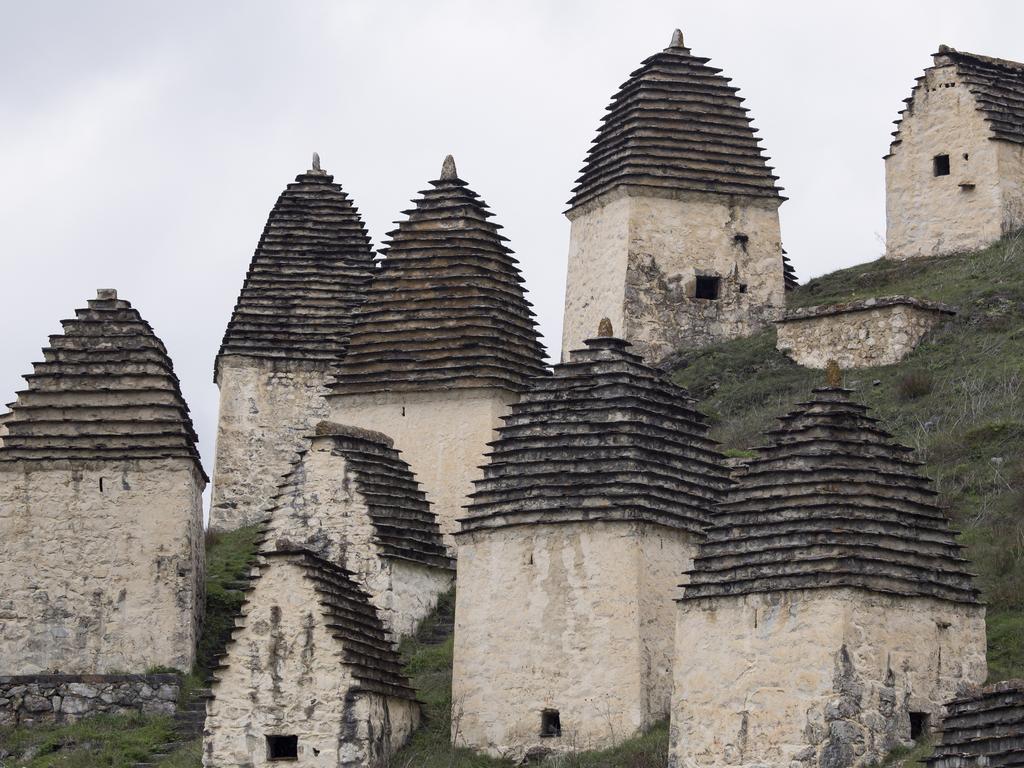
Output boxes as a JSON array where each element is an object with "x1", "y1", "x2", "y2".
[
  {"x1": 927, "y1": 680, "x2": 1024, "y2": 768},
  {"x1": 460, "y1": 328, "x2": 729, "y2": 533},
  {"x1": 216, "y1": 155, "x2": 376, "y2": 376},
  {"x1": 567, "y1": 29, "x2": 783, "y2": 212},
  {"x1": 0, "y1": 290, "x2": 205, "y2": 479},
  {"x1": 213, "y1": 549, "x2": 416, "y2": 700},
  {"x1": 682, "y1": 386, "x2": 980, "y2": 604},
  {"x1": 263, "y1": 421, "x2": 452, "y2": 570},
  {"x1": 329, "y1": 156, "x2": 548, "y2": 395}
]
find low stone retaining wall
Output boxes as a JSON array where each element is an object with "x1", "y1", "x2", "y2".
[
  {"x1": 0, "y1": 673, "x2": 180, "y2": 727},
  {"x1": 776, "y1": 295, "x2": 956, "y2": 369}
]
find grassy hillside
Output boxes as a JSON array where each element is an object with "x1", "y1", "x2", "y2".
[{"x1": 673, "y1": 235, "x2": 1024, "y2": 681}]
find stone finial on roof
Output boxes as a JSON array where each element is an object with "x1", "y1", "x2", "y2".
[
  {"x1": 309, "y1": 151, "x2": 325, "y2": 175},
  {"x1": 440, "y1": 154, "x2": 458, "y2": 181},
  {"x1": 597, "y1": 317, "x2": 614, "y2": 337},
  {"x1": 824, "y1": 359, "x2": 843, "y2": 388},
  {"x1": 96, "y1": 288, "x2": 118, "y2": 301},
  {"x1": 669, "y1": 28, "x2": 685, "y2": 48}
]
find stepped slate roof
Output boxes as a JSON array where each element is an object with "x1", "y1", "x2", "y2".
[
  {"x1": 682, "y1": 387, "x2": 980, "y2": 604},
  {"x1": 891, "y1": 47, "x2": 1024, "y2": 150},
  {"x1": 216, "y1": 156, "x2": 376, "y2": 375},
  {"x1": 329, "y1": 156, "x2": 548, "y2": 395},
  {"x1": 0, "y1": 290, "x2": 205, "y2": 479},
  {"x1": 567, "y1": 29, "x2": 782, "y2": 212},
  {"x1": 783, "y1": 251, "x2": 798, "y2": 292},
  {"x1": 927, "y1": 681, "x2": 1024, "y2": 768},
  {"x1": 460, "y1": 331, "x2": 729, "y2": 533},
  {"x1": 213, "y1": 549, "x2": 416, "y2": 700},
  {"x1": 264, "y1": 422, "x2": 452, "y2": 570}
]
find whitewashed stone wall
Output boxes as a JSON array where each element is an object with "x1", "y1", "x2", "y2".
[
  {"x1": 885, "y1": 62, "x2": 1008, "y2": 259},
  {"x1": 452, "y1": 521, "x2": 698, "y2": 760},
  {"x1": 775, "y1": 297, "x2": 955, "y2": 369},
  {"x1": 329, "y1": 388, "x2": 519, "y2": 551},
  {"x1": 210, "y1": 357, "x2": 332, "y2": 531},
  {"x1": 263, "y1": 436, "x2": 452, "y2": 639},
  {"x1": 669, "y1": 588, "x2": 987, "y2": 768},
  {"x1": 562, "y1": 190, "x2": 785, "y2": 363},
  {"x1": 0, "y1": 460, "x2": 204, "y2": 674},
  {"x1": 203, "y1": 558, "x2": 419, "y2": 768}
]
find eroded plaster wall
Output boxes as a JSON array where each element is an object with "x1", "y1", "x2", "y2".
[
  {"x1": 210, "y1": 357, "x2": 332, "y2": 531},
  {"x1": 452, "y1": 521, "x2": 698, "y2": 760},
  {"x1": 562, "y1": 191, "x2": 784, "y2": 364},
  {"x1": 263, "y1": 440, "x2": 452, "y2": 639},
  {"x1": 562, "y1": 195, "x2": 632, "y2": 361},
  {"x1": 0, "y1": 460, "x2": 204, "y2": 674},
  {"x1": 669, "y1": 589, "x2": 987, "y2": 768},
  {"x1": 885, "y1": 65, "x2": 1003, "y2": 260},
  {"x1": 329, "y1": 388, "x2": 519, "y2": 551},
  {"x1": 775, "y1": 303, "x2": 953, "y2": 369},
  {"x1": 203, "y1": 559, "x2": 419, "y2": 768}
]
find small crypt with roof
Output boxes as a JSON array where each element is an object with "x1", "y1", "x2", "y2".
[
  {"x1": 669, "y1": 372, "x2": 987, "y2": 768},
  {"x1": 328, "y1": 155, "x2": 548, "y2": 551},
  {"x1": 451, "y1": 320, "x2": 730, "y2": 759},
  {"x1": 257, "y1": 420, "x2": 453, "y2": 638},
  {"x1": 211, "y1": 155, "x2": 377, "y2": 531},
  {"x1": 0, "y1": 290, "x2": 205, "y2": 674},
  {"x1": 886, "y1": 46, "x2": 1024, "y2": 259},
  {"x1": 202, "y1": 547, "x2": 419, "y2": 767},
  {"x1": 561, "y1": 30, "x2": 788, "y2": 364}
]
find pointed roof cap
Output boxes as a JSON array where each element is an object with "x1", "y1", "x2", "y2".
[
  {"x1": 459, "y1": 331, "x2": 729, "y2": 533},
  {"x1": 329, "y1": 157, "x2": 548, "y2": 395},
  {"x1": 0, "y1": 290, "x2": 206, "y2": 480},
  {"x1": 216, "y1": 157, "x2": 376, "y2": 378},
  {"x1": 682, "y1": 387, "x2": 981, "y2": 604},
  {"x1": 567, "y1": 30, "x2": 783, "y2": 212}
]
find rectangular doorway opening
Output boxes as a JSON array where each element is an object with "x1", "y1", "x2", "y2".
[
  {"x1": 933, "y1": 154, "x2": 951, "y2": 176},
  {"x1": 695, "y1": 275, "x2": 721, "y2": 300},
  {"x1": 910, "y1": 712, "x2": 929, "y2": 741},
  {"x1": 267, "y1": 735, "x2": 298, "y2": 761},
  {"x1": 540, "y1": 709, "x2": 562, "y2": 738}
]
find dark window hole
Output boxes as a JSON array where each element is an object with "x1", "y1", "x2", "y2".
[
  {"x1": 933, "y1": 154, "x2": 950, "y2": 176},
  {"x1": 695, "y1": 276, "x2": 721, "y2": 300},
  {"x1": 541, "y1": 709, "x2": 561, "y2": 738},
  {"x1": 910, "y1": 712, "x2": 929, "y2": 741},
  {"x1": 267, "y1": 735, "x2": 298, "y2": 761}
]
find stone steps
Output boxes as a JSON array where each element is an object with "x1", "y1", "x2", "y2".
[{"x1": 130, "y1": 688, "x2": 210, "y2": 767}]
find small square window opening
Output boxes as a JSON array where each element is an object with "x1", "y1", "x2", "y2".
[
  {"x1": 267, "y1": 735, "x2": 298, "y2": 761},
  {"x1": 541, "y1": 709, "x2": 562, "y2": 738},
  {"x1": 695, "y1": 276, "x2": 721, "y2": 300},
  {"x1": 933, "y1": 154, "x2": 950, "y2": 176}
]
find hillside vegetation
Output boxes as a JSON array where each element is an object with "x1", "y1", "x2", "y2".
[
  {"x1": 3, "y1": 240, "x2": 1021, "y2": 765},
  {"x1": 673, "y1": 235, "x2": 1024, "y2": 681}
]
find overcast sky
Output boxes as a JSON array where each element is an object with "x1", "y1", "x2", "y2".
[{"x1": 1, "y1": 1, "x2": 1020, "y2": 492}]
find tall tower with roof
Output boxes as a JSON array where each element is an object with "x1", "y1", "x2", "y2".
[
  {"x1": 0, "y1": 290, "x2": 206, "y2": 674},
  {"x1": 670, "y1": 383, "x2": 987, "y2": 768},
  {"x1": 328, "y1": 155, "x2": 548, "y2": 550},
  {"x1": 210, "y1": 155, "x2": 376, "y2": 531},
  {"x1": 886, "y1": 46, "x2": 1024, "y2": 259},
  {"x1": 452, "y1": 322, "x2": 729, "y2": 758},
  {"x1": 562, "y1": 30, "x2": 786, "y2": 364}
]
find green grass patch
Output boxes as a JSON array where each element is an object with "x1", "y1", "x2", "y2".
[
  {"x1": 671, "y1": 235, "x2": 1024, "y2": 681},
  {"x1": 194, "y1": 525, "x2": 262, "y2": 678},
  {"x1": 877, "y1": 737, "x2": 934, "y2": 768},
  {"x1": 0, "y1": 713, "x2": 175, "y2": 767}
]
